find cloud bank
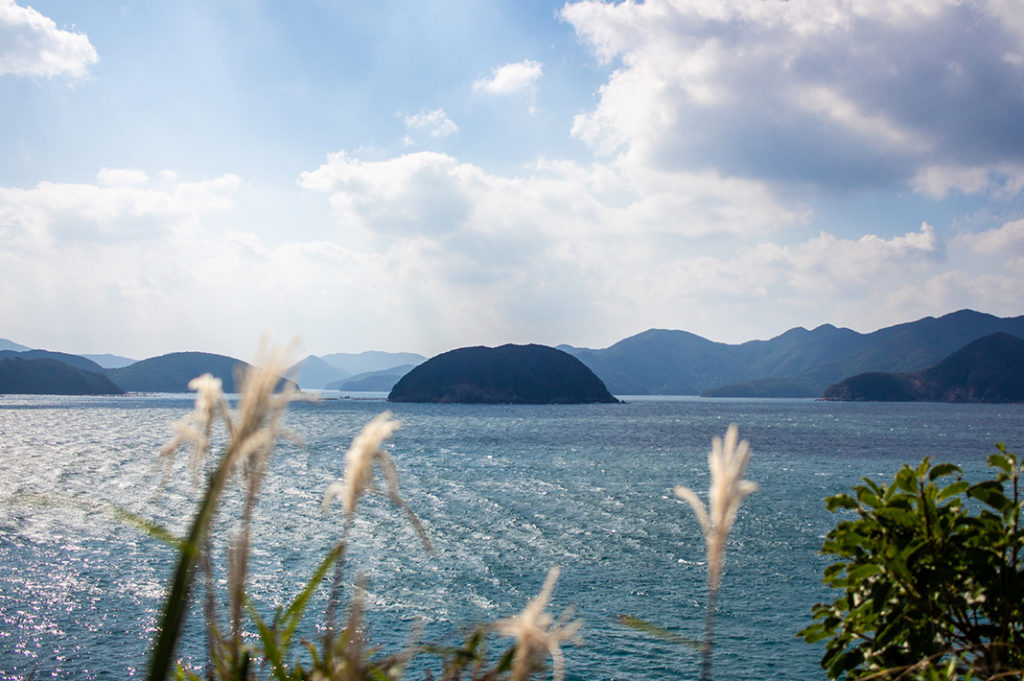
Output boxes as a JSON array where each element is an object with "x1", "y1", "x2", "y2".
[{"x1": 562, "y1": 0, "x2": 1024, "y2": 196}]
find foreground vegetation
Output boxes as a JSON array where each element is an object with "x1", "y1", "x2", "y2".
[
  {"x1": 801, "y1": 453, "x2": 1024, "y2": 679},
  {"x1": 146, "y1": 346, "x2": 583, "y2": 681}
]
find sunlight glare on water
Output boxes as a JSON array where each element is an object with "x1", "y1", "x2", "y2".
[{"x1": 1, "y1": 394, "x2": 1022, "y2": 680}]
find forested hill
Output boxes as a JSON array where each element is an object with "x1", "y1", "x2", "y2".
[
  {"x1": 561, "y1": 309, "x2": 1024, "y2": 396},
  {"x1": 0, "y1": 349, "x2": 106, "y2": 373},
  {"x1": 822, "y1": 333, "x2": 1024, "y2": 402},
  {"x1": 106, "y1": 352, "x2": 248, "y2": 393},
  {"x1": 388, "y1": 344, "x2": 619, "y2": 404},
  {"x1": 0, "y1": 357, "x2": 124, "y2": 395}
]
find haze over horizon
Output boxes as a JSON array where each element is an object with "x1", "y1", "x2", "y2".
[{"x1": 2, "y1": 0, "x2": 1023, "y2": 360}]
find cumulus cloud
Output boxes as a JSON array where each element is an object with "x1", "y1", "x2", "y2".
[
  {"x1": 97, "y1": 168, "x2": 150, "y2": 187},
  {"x1": 298, "y1": 151, "x2": 476, "y2": 237},
  {"x1": 911, "y1": 163, "x2": 1024, "y2": 199},
  {"x1": 953, "y1": 218, "x2": 1024, "y2": 256},
  {"x1": 403, "y1": 108, "x2": 459, "y2": 145},
  {"x1": 299, "y1": 148, "x2": 802, "y2": 250},
  {"x1": 0, "y1": 0, "x2": 97, "y2": 78},
  {"x1": 473, "y1": 60, "x2": 543, "y2": 95},
  {"x1": 0, "y1": 172, "x2": 241, "y2": 247},
  {"x1": 561, "y1": 0, "x2": 1024, "y2": 195}
]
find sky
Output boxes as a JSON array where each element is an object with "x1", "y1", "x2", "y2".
[{"x1": 2, "y1": 0, "x2": 1023, "y2": 361}]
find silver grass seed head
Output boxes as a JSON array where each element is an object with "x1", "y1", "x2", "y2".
[
  {"x1": 221, "y1": 342, "x2": 301, "y2": 483},
  {"x1": 158, "y1": 372, "x2": 231, "y2": 489},
  {"x1": 674, "y1": 424, "x2": 757, "y2": 591},
  {"x1": 494, "y1": 566, "x2": 583, "y2": 681},
  {"x1": 322, "y1": 411, "x2": 401, "y2": 519},
  {"x1": 157, "y1": 341, "x2": 301, "y2": 497}
]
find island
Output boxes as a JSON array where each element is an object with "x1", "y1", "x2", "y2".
[
  {"x1": 0, "y1": 357, "x2": 124, "y2": 395},
  {"x1": 387, "y1": 344, "x2": 620, "y2": 404},
  {"x1": 106, "y1": 351, "x2": 248, "y2": 393},
  {"x1": 821, "y1": 332, "x2": 1024, "y2": 402}
]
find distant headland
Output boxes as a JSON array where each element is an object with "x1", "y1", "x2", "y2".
[{"x1": 822, "y1": 333, "x2": 1024, "y2": 403}]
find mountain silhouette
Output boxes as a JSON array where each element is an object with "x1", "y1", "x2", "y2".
[
  {"x1": 822, "y1": 332, "x2": 1024, "y2": 402},
  {"x1": 388, "y1": 344, "x2": 618, "y2": 404}
]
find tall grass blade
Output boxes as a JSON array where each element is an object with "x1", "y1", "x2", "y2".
[
  {"x1": 12, "y1": 492, "x2": 181, "y2": 548},
  {"x1": 247, "y1": 601, "x2": 290, "y2": 681},
  {"x1": 281, "y1": 541, "x2": 346, "y2": 650},
  {"x1": 617, "y1": 615, "x2": 703, "y2": 650},
  {"x1": 146, "y1": 458, "x2": 233, "y2": 681}
]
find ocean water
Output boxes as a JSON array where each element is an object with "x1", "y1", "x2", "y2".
[{"x1": 1, "y1": 394, "x2": 1022, "y2": 680}]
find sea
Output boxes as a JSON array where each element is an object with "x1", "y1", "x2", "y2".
[{"x1": 1, "y1": 393, "x2": 1022, "y2": 681}]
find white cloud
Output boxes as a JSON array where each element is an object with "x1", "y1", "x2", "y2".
[
  {"x1": 473, "y1": 60, "x2": 543, "y2": 95},
  {"x1": 402, "y1": 108, "x2": 459, "y2": 145},
  {"x1": 288, "y1": 148, "x2": 815, "y2": 348},
  {"x1": 562, "y1": 0, "x2": 1024, "y2": 194},
  {"x1": 795, "y1": 85, "x2": 930, "y2": 154},
  {"x1": 0, "y1": 173, "x2": 241, "y2": 247},
  {"x1": 953, "y1": 219, "x2": 1024, "y2": 256},
  {"x1": 97, "y1": 168, "x2": 150, "y2": 187},
  {"x1": 298, "y1": 151, "x2": 476, "y2": 237},
  {"x1": 299, "y1": 148, "x2": 802, "y2": 247},
  {"x1": 0, "y1": 0, "x2": 98, "y2": 78},
  {"x1": 911, "y1": 163, "x2": 1024, "y2": 199}
]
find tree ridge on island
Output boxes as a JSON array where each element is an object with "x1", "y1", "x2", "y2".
[{"x1": 388, "y1": 344, "x2": 619, "y2": 404}]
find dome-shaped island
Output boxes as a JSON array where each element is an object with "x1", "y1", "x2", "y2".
[{"x1": 387, "y1": 343, "x2": 619, "y2": 404}]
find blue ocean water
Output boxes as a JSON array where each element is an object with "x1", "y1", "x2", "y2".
[{"x1": 1, "y1": 394, "x2": 1022, "y2": 680}]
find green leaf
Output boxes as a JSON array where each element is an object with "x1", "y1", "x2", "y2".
[
  {"x1": 247, "y1": 600, "x2": 290, "y2": 681},
  {"x1": 987, "y1": 452, "x2": 1014, "y2": 476},
  {"x1": 845, "y1": 563, "x2": 883, "y2": 581},
  {"x1": 12, "y1": 492, "x2": 182, "y2": 548},
  {"x1": 937, "y1": 480, "x2": 970, "y2": 501},
  {"x1": 968, "y1": 481, "x2": 1011, "y2": 512},
  {"x1": 798, "y1": 622, "x2": 832, "y2": 644},
  {"x1": 874, "y1": 507, "x2": 918, "y2": 528},
  {"x1": 856, "y1": 488, "x2": 883, "y2": 508},
  {"x1": 805, "y1": 450, "x2": 1024, "y2": 680},
  {"x1": 929, "y1": 462, "x2": 961, "y2": 481},
  {"x1": 146, "y1": 454, "x2": 236, "y2": 681},
  {"x1": 826, "y1": 494, "x2": 859, "y2": 512}
]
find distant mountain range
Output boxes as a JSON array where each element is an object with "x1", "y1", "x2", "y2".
[
  {"x1": 80, "y1": 353, "x2": 136, "y2": 369},
  {"x1": 0, "y1": 346, "x2": 426, "y2": 395},
  {"x1": 0, "y1": 338, "x2": 30, "y2": 352},
  {"x1": 822, "y1": 333, "x2": 1024, "y2": 402},
  {"x1": 561, "y1": 309, "x2": 1024, "y2": 397},
  {"x1": 289, "y1": 352, "x2": 427, "y2": 390},
  {"x1": 326, "y1": 364, "x2": 419, "y2": 392},
  {"x1": 2, "y1": 309, "x2": 1022, "y2": 398}
]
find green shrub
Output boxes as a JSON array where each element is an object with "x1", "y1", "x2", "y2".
[{"x1": 800, "y1": 449, "x2": 1024, "y2": 680}]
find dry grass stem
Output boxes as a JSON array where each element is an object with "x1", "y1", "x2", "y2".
[
  {"x1": 157, "y1": 373, "x2": 233, "y2": 489},
  {"x1": 494, "y1": 567, "x2": 583, "y2": 681},
  {"x1": 150, "y1": 340, "x2": 301, "y2": 678}
]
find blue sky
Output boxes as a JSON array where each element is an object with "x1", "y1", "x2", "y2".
[{"x1": 2, "y1": 0, "x2": 1023, "y2": 360}]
